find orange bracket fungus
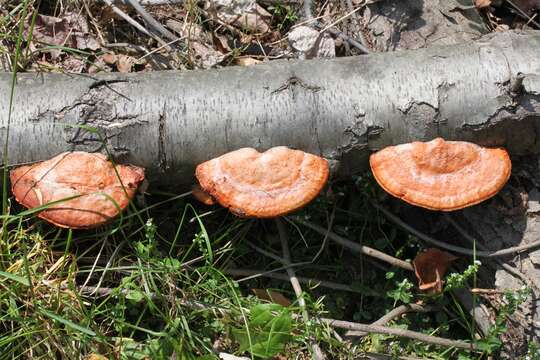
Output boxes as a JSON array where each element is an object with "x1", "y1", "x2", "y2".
[
  {"x1": 10, "y1": 152, "x2": 145, "y2": 229},
  {"x1": 195, "y1": 146, "x2": 329, "y2": 218},
  {"x1": 369, "y1": 138, "x2": 511, "y2": 211}
]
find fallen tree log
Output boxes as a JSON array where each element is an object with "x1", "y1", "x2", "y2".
[{"x1": 1, "y1": 30, "x2": 539, "y2": 185}]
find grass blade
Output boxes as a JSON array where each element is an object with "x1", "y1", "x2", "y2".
[
  {"x1": 0, "y1": 270, "x2": 30, "y2": 286},
  {"x1": 40, "y1": 309, "x2": 96, "y2": 336}
]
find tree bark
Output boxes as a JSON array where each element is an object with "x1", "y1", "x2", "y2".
[{"x1": 1, "y1": 30, "x2": 539, "y2": 185}]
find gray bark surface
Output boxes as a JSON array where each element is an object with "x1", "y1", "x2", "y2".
[{"x1": 1, "y1": 31, "x2": 539, "y2": 186}]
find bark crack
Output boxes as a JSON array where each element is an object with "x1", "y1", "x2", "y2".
[
  {"x1": 59, "y1": 80, "x2": 147, "y2": 157},
  {"x1": 271, "y1": 76, "x2": 323, "y2": 100},
  {"x1": 157, "y1": 103, "x2": 168, "y2": 173}
]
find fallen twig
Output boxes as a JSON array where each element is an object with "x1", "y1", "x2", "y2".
[
  {"x1": 303, "y1": 0, "x2": 370, "y2": 53},
  {"x1": 345, "y1": 303, "x2": 438, "y2": 337},
  {"x1": 290, "y1": 217, "x2": 413, "y2": 271},
  {"x1": 276, "y1": 218, "x2": 325, "y2": 360},
  {"x1": 345, "y1": 0, "x2": 370, "y2": 49},
  {"x1": 506, "y1": 0, "x2": 540, "y2": 28},
  {"x1": 124, "y1": 0, "x2": 182, "y2": 43},
  {"x1": 470, "y1": 288, "x2": 506, "y2": 294},
  {"x1": 224, "y1": 268, "x2": 377, "y2": 295},
  {"x1": 321, "y1": 318, "x2": 477, "y2": 350},
  {"x1": 102, "y1": 0, "x2": 161, "y2": 43}
]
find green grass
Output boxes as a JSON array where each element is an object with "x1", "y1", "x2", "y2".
[{"x1": 0, "y1": 1, "x2": 528, "y2": 359}]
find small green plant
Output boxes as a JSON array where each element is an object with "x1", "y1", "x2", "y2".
[
  {"x1": 387, "y1": 276, "x2": 414, "y2": 305},
  {"x1": 474, "y1": 287, "x2": 531, "y2": 355},
  {"x1": 231, "y1": 303, "x2": 293, "y2": 358},
  {"x1": 525, "y1": 341, "x2": 540, "y2": 360},
  {"x1": 269, "y1": 3, "x2": 298, "y2": 31},
  {"x1": 444, "y1": 261, "x2": 481, "y2": 292}
]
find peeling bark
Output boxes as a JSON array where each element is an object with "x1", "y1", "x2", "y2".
[{"x1": 1, "y1": 31, "x2": 539, "y2": 186}]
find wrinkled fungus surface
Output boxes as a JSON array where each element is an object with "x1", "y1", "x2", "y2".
[
  {"x1": 195, "y1": 147, "x2": 329, "y2": 218},
  {"x1": 369, "y1": 138, "x2": 511, "y2": 211},
  {"x1": 11, "y1": 152, "x2": 145, "y2": 229}
]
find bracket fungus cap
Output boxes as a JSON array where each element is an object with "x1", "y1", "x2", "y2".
[
  {"x1": 369, "y1": 138, "x2": 511, "y2": 211},
  {"x1": 195, "y1": 146, "x2": 329, "y2": 218},
  {"x1": 10, "y1": 152, "x2": 145, "y2": 229}
]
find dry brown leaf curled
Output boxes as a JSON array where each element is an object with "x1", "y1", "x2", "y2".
[{"x1": 412, "y1": 248, "x2": 458, "y2": 294}]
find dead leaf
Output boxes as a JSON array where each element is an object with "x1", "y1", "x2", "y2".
[
  {"x1": 288, "y1": 26, "x2": 335, "y2": 59},
  {"x1": 412, "y1": 248, "x2": 458, "y2": 294},
  {"x1": 251, "y1": 288, "x2": 292, "y2": 307},
  {"x1": 101, "y1": 53, "x2": 117, "y2": 65},
  {"x1": 116, "y1": 55, "x2": 134, "y2": 73},
  {"x1": 190, "y1": 42, "x2": 225, "y2": 68},
  {"x1": 315, "y1": 33, "x2": 336, "y2": 58},
  {"x1": 235, "y1": 57, "x2": 261, "y2": 66},
  {"x1": 288, "y1": 26, "x2": 320, "y2": 53},
  {"x1": 25, "y1": 12, "x2": 100, "y2": 59},
  {"x1": 206, "y1": 0, "x2": 271, "y2": 34},
  {"x1": 213, "y1": 33, "x2": 231, "y2": 53},
  {"x1": 61, "y1": 56, "x2": 85, "y2": 73},
  {"x1": 475, "y1": 0, "x2": 492, "y2": 8}
]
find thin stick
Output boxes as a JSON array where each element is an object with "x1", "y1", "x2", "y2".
[
  {"x1": 275, "y1": 218, "x2": 326, "y2": 359},
  {"x1": 506, "y1": 0, "x2": 540, "y2": 28},
  {"x1": 102, "y1": 0, "x2": 169, "y2": 47},
  {"x1": 303, "y1": 0, "x2": 370, "y2": 53},
  {"x1": 102, "y1": 0, "x2": 151, "y2": 37},
  {"x1": 374, "y1": 203, "x2": 540, "y2": 258},
  {"x1": 124, "y1": 0, "x2": 182, "y2": 43},
  {"x1": 291, "y1": 217, "x2": 413, "y2": 271},
  {"x1": 345, "y1": 304, "x2": 437, "y2": 337},
  {"x1": 346, "y1": 0, "x2": 370, "y2": 48},
  {"x1": 224, "y1": 268, "x2": 378, "y2": 295},
  {"x1": 321, "y1": 318, "x2": 477, "y2": 351}
]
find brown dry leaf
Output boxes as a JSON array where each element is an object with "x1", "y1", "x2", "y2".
[
  {"x1": 251, "y1": 288, "x2": 292, "y2": 307},
  {"x1": 25, "y1": 12, "x2": 100, "y2": 59},
  {"x1": 475, "y1": 0, "x2": 492, "y2": 8},
  {"x1": 190, "y1": 42, "x2": 225, "y2": 68},
  {"x1": 412, "y1": 248, "x2": 458, "y2": 294},
  {"x1": 61, "y1": 56, "x2": 86, "y2": 73},
  {"x1": 235, "y1": 57, "x2": 261, "y2": 66},
  {"x1": 206, "y1": 0, "x2": 271, "y2": 34},
  {"x1": 213, "y1": 33, "x2": 231, "y2": 53},
  {"x1": 116, "y1": 55, "x2": 134, "y2": 73},
  {"x1": 101, "y1": 53, "x2": 117, "y2": 65}
]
